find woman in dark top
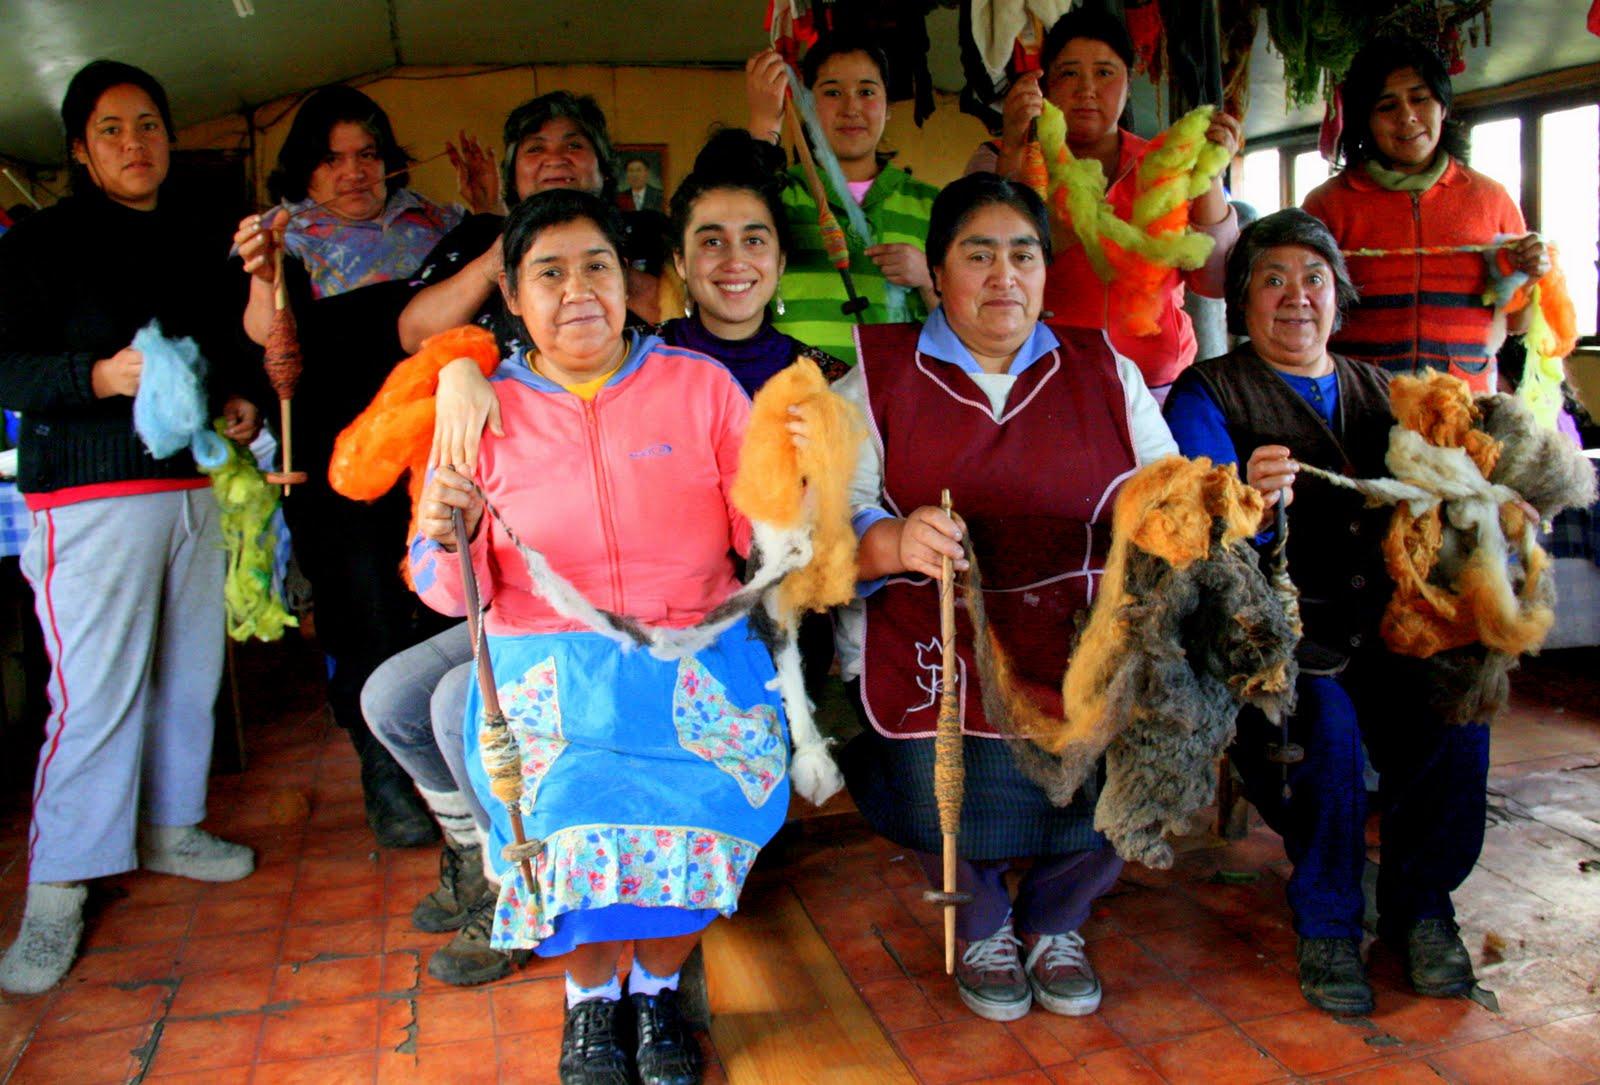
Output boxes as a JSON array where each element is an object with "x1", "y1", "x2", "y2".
[
  {"x1": 0, "y1": 60, "x2": 263, "y2": 995},
  {"x1": 398, "y1": 90, "x2": 619, "y2": 354},
  {"x1": 1165, "y1": 208, "x2": 1489, "y2": 1014},
  {"x1": 233, "y1": 85, "x2": 460, "y2": 849}
]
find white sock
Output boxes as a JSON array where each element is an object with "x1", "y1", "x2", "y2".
[
  {"x1": 416, "y1": 785, "x2": 479, "y2": 849},
  {"x1": 628, "y1": 961, "x2": 681, "y2": 998},
  {"x1": 566, "y1": 971, "x2": 622, "y2": 1007}
]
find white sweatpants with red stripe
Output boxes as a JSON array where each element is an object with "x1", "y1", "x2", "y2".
[{"x1": 20, "y1": 488, "x2": 224, "y2": 884}]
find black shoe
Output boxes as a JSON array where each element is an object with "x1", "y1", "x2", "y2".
[
  {"x1": 632, "y1": 990, "x2": 702, "y2": 1085},
  {"x1": 1296, "y1": 937, "x2": 1374, "y2": 1015},
  {"x1": 359, "y1": 744, "x2": 439, "y2": 849},
  {"x1": 412, "y1": 840, "x2": 488, "y2": 933},
  {"x1": 426, "y1": 890, "x2": 528, "y2": 987},
  {"x1": 559, "y1": 997, "x2": 633, "y2": 1085},
  {"x1": 1401, "y1": 918, "x2": 1476, "y2": 997}
]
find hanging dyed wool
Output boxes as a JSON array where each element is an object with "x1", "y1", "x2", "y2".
[
  {"x1": 1497, "y1": 247, "x2": 1579, "y2": 433},
  {"x1": 203, "y1": 422, "x2": 297, "y2": 642},
  {"x1": 730, "y1": 357, "x2": 864, "y2": 805},
  {"x1": 1035, "y1": 101, "x2": 1230, "y2": 337}
]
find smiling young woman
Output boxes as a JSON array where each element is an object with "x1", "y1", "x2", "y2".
[
  {"x1": 1302, "y1": 35, "x2": 1550, "y2": 394},
  {"x1": 744, "y1": 31, "x2": 940, "y2": 367}
]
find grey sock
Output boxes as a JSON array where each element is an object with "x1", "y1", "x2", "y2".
[{"x1": 0, "y1": 882, "x2": 88, "y2": 995}]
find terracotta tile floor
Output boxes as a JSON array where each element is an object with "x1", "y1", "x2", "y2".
[{"x1": 0, "y1": 639, "x2": 1596, "y2": 1084}]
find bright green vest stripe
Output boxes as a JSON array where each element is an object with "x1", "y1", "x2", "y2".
[{"x1": 775, "y1": 165, "x2": 939, "y2": 366}]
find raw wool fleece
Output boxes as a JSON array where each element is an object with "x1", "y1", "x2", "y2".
[
  {"x1": 328, "y1": 325, "x2": 502, "y2": 529},
  {"x1": 731, "y1": 358, "x2": 865, "y2": 806},
  {"x1": 1303, "y1": 371, "x2": 1596, "y2": 723},
  {"x1": 965, "y1": 455, "x2": 1300, "y2": 869}
]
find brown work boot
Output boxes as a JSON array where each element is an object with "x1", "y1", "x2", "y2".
[
  {"x1": 426, "y1": 889, "x2": 528, "y2": 986},
  {"x1": 953, "y1": 915, "x2": 1031, "y2": 1021},
  {"x1": 1020, "y1": 929, "x2": 1102, "y2": 1016},
  {"x1": 412, "y1": 839, "x2": 488, "y2": 933}
]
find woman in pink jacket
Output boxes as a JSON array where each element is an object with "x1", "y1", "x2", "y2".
[{"x1": 414, "y1": 189, "x2": 783, "y2": 1085}]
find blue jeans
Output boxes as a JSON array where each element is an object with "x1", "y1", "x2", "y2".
[
  {"x1": 1231, "y1": 660, "x2": 1490, "y2": 940},
  {"x1": 361, "y1": 622, "x2": 488, "y2": 833}
]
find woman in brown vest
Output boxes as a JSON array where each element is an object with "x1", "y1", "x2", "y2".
[
  {"x1": 834, "y1": 173, "x2": 1177, "y2": 1022},
  {"x1": 1164, "y1": 208, "x2": 1489, "y2": 1015}
]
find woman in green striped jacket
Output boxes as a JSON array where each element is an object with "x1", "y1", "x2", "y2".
[{"x1": 746, "y1": 31, "x2": 940, "y2": 366}]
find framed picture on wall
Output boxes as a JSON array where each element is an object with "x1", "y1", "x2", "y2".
[{"x1": 614, "y1": 145, "x2": 668, "y2": 212}]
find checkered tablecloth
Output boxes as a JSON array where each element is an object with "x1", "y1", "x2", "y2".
[
  {"x1": 0, "y1": 481, "x2": 30, "y2": 559},
  {"x1": 1545, "y1": 460, "x2": 1600, "y2": 567}
]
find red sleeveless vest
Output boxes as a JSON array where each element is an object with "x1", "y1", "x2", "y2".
[{"x1": 856, "y1": 322, "x2": 1137, "y2": 739}]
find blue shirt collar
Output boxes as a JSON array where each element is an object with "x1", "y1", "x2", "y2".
[
  {"x1": 915, "y1": 307, "x2": 1059, "y2": 376},
  {"x1": 495, "y1": 330, "x2": 659, "y2": 393}
]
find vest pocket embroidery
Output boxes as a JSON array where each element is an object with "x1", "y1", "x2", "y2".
[
  {"x1": 498, "y1": 656, "x2": 568, "y2": 815},
  {"x1": 672, "y1": 657, "x2": 785, "y2": 807}
]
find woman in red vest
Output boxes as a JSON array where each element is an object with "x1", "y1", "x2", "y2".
[
  {"x1": 835, "y1": 173, "x2": 1177, "y2": 1022},
  {"x1": 1302, "y1": 36, "x2": 1548, "y2": 395}
]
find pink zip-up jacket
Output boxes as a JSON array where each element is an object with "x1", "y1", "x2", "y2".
[{"x1": 410, "y1": 333, "x2": 753, "y2": 636}]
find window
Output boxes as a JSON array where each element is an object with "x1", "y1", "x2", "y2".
[
  {"x1": 1470, "y1": 117, "x2": 1522, "y2": 208},
  {"x1": 1291, "y1": 149, "x2": 1333, "y2": 206},
  {"x1": 1234, "y1": 148, "x2": 1283, "y2": 216},
  {"x1": 1539, "y1": 105, "x2": 1598, "y2": 337}
]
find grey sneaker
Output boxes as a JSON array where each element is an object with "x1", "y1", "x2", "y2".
[
  {"x1": 954, "y1": 915, "x2": 1032, "y2": 1021},
  {"x1": 140, "y1": 825, "x2": 254, "y2": 882},
  {"x1": 1021, "y1": 929, "x2": 1102, "y2": 1016}
]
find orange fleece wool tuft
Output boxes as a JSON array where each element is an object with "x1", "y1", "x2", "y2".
[
  {"x1": 329, "y1": 325, "x2": 501, "y2": 538},
  {"x1": 729, "y1": 358, "x2": 864, "y2": 619}
]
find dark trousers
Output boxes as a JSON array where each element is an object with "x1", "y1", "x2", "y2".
[
  {"x1": 915, "y1": 847, "x2": 1124, "y2": 941},
  {"x1": 283, "y1": 486, "x2": 448, "y2": 752},
  {"x1": 1231, "y1": 663, "x2": 1490, "y2": 941}
]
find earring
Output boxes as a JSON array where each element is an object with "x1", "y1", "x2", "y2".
[
  {"x1": 774, "y1": 292, "x2": 786, "y2": 317},
  {"x1": 684, "y1": 297, "x2": 694, "y2": 318}
]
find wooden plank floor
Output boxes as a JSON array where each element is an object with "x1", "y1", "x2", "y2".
[{"x1": 704, "y1": 878, "x2": 917, "y2": 1085}]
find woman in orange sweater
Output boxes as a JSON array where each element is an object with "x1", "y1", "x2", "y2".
[{"x1": 1302, "y1": 36, "x2": 1548, "y2": 395}]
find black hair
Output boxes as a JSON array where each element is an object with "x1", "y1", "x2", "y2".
[
  {"x1": 620, "y1": 209, "x2": 672, "y2": 276},
  {"x1": 501, "y1": 188, "x2": 628, "y2": 295},
  {"x1": 1040, "y1": 8, "x2": 1136, "y2": 80},
  {"x1": 1335, "y1": 36, "x2": 1467, "y2": 169},
  {"x1": 267, "y1": 85, "x2": 410, "y2": 204},
  {"x1": 668, "y1": 128, "x2": 792, "y2": 257},
  {"x1": 61, "y1": 60, "x2": 175, "y2": 192},
  {"x1": 500, "y1": 91, "x2": 618, "y2": 204},
  {"x1": 801, "y1": 30, "x2": 891, "y2": 90},
  {"x1": 1224, "y1": 207, "x2": 1359, "y2": 336},
  {"x1": 925, "y1": 172, "x2": 1053, "y2": 274}
]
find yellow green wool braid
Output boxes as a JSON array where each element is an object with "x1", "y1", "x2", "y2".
[
  {"x1": 1037, "y1": 102, "x2": 1229, "y2": 284},
  {"x1": 201, "y1": 422, "x2": 298, "y2": 642}
]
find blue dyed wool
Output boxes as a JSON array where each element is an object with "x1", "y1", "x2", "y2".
[{"x1": 131, "y1": 321, "x2": 228, "y2": 469}]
